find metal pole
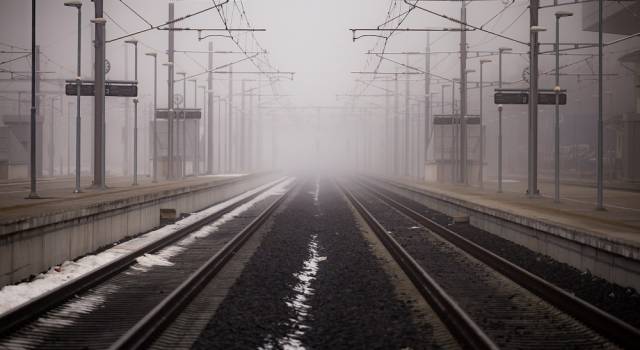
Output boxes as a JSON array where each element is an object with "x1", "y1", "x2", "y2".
[
  {"x1": 123, "y1": 46, "x2": 130, "y2": 177},
  {"x1": 271, "y1": 110, "x2": 276, "y2": 170},
  {"x1": 49, "y1": 97, "x2": 55, "y2": 177},
  {"x1": 228, "y1": 67, "x2": 233, "y2": 172},
  {"x1": 405, "y1": 57, "x2": 410, "y2": 177},
  {"x1": 182, "y1": 75, "x2": 187, "y2": 177},
  {"x1": 248, "y1": 91, "x2": 254, "y2": 170},
  {"x1": 207, "y1": 42, "x2": 214, "y2": 174},
  {"x1": 67, "y1": 101, "x2": 71, "y2": 176},
  {"x1": 479, "y1": 63, "x2": 484, "y2": 189},
  {"x1": 498, "y1": 51, "x2": 504, "y2": 193},
  {"x1": 217, "y1": 96, "x2": 222, "y2": 173},
  {"x1": 93, "y1": 0, "x2": 106, "y2": 189},
  {"x1": 147, "y1": 53, "x2": 157, "y2": 183},
  {"x1": 200, "y1": 86, "x2": 207, "y2": 171},
  {"x1": 133, "y1": 42, "x2": 138, "y2": 185},
  {"x1": 257, "y1": 94, "x2": 262, "y2": 169},
  {"x1": 89, "y1": 23, "x2": 94, "y2": 177},
  {"x1": 452, "y1": 80, "x2": 457, "y2": 181},
  {"x1": 28, "y1": 0, "x2": 39, "y2": 198},
  {"x1": 133, "y1": 98, "x2": 138, "y2": 185},
  {"x1": 441, "y1": 84, "x2": 446, "y2": 163},
  {"x1": 240, "y1": 79, "x2": 246, "y2": 171},
  {"x1": 168, "y1": 3, "x2": 175, "y2": 180},
  {"x1": 459, "y1": 1, "x2": 468, "y2": 184},
  {"x1": 424, "y1": 32, "x2": 431, "y2": 181},
  {"x1": 555, "y1": 16, "x2": 561, "y2": 202},
  {"x1": 73, "y1": 4, "x2": 82, "y2": 192},
  {"x1": 528, "y1": 0, "x2": 540, "y2": 197},
  {"x1": 596, "y1": 0, "x2": 605, "y2": 210},
  {"x1": 191, "y1": 79, "x2": 198, "y2": 175},
  {"x1": 394, "y1": 71, "x2": 399, "y2": 175},
  {"x1": 385, "y1": 80, "x2": 391, "y2": 175}
]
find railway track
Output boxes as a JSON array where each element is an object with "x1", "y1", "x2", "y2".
[
  {"x1": 110, "y1": 181, "x2": 294, "y2": 349},
  {"x1": 0, "y1": 178, "x2": 293, "y2": 349},
  {"x1": 3, "y1": 176, "x2": 637, "y2": 349},
  {"x1": 339, "y1": 182, "x2": 497, "y2": 350},
  {"x1": 343, "y1": 179, "x2": 640, "y2": 349}
]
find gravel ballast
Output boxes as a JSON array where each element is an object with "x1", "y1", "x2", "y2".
[
  {"x1": 193, "y1": 179, "x2": 441, "y2": 349},
  {"x1": 369, "y1": 180, "x2": 640, "y2": 329},
  {"x1": 352, "y1": 183, "x2": 615, "y2": 349}
]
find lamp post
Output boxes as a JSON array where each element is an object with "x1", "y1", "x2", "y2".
[
  {"x1": 497, "y1": 47, "x2": 512, "y2": 193},
  {"x1": 596, "y1": 0, "x2": 605, "y2": 210},
  {"x1": 145, "y1": 52, "x2": 157, "y2": 183},
  {"x1": 452, "y1": 79, "x2": 458, "y2": 181},
  {"x1": 125, "y1": 39, "x2": 139, "y2": 185},
  {"x1": 554, "y1": 11, "x2": 573, "y2": 203},
  {"x1": 176, "y1": 72, "x2": 187, "y2": 177},
  {"x1": 64, "y1": 0, "x2": 83, "y2": 193},
  {"x1": 28, "y1": 0, "x2": 39, "y2": 199},
  {"x1": 529, "y1": 25, "x2": 547, "y2": 197},
  {"x1": 479, "y1": 59, "x2": 492, "y2": 189}
]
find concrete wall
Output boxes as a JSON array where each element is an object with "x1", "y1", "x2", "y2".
[
  {"x1": 372, "y1": 178, "x2": 640, "y2": 291},
  {"x1": 0, "y1": 174, "x2": 277, "y2": 287}
]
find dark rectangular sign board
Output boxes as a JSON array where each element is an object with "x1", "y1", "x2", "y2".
[
  {"x1": 155, "y1": 109, "x2": 202, "y2": 120},
  {"x1": 494, "y1": 92, "x2": 567, "y2": 105},
  {"x1": 494, "y1": 92, "x2": 528, "y2": 104},
  {"x1": 433, "y1": 116, "x2": 481, "y2": 125},
  {"x1": 65, "y1": 83, "x2": 138, "y2": 97},
  {"x1": 538, "y1": 93, "x2": 567, "y2": 105}
]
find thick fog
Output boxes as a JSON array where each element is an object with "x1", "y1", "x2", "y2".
[{"x1": 0, "y1": 1, "x2": 638, "y2": 188}]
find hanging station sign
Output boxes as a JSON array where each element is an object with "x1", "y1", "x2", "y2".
[
  {"x1": 65, "y1": 80, "x2": 138, "y2": 97},
  {"x1": 494, "y1": 89, "x2": 567, "y2": 105},
  {"x1": 155, "y1": 109, "x2": 202, "y2": 120}
]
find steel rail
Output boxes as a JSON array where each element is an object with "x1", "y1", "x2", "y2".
[
  {"x1": 338, "y1": 182, "x2": 498, "y2": 350},
  {"x1": 110, "y1": 181, "x2": 295, "y2": 350},
  {"x1": 360, "y1": 178, "x2": 640, "y2": 349},
  {"x1": 0, "y1": 178, "x2": 287, "y2": 337}
]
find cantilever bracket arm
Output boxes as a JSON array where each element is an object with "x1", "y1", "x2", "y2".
[
  {"x1": 349, "y1": 27, "x2": 469, "y2": 42},
  {"x1": 156, "y1": 27, "x2": 266, "y2": 41}
]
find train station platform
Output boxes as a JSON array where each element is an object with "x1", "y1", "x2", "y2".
[
  {"x1": 371, "y1": 176, "x2": 640, "y2": 290},
  {"x1": 0, "y1": 173, "x2": 276, "y2": 287}
]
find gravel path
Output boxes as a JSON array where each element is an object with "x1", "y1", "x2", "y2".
[{"x1": 193, "y1": 179, "x2": 443, "y2": 349}]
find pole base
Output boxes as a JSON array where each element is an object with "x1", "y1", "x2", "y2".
[
  {"x1": 73, "y1": 188, "x2": 83, "y2": 194},
  {"x1": 526, "y1": 189, "x2": 541, "y2": 197},
  {"x1": 89, "y1": 183, "x2": 109, "y2": 190},
  {"x1": 26, "y1": 192, "x2": 41, "y2": 199}
]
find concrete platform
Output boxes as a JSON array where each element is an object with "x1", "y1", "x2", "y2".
[
  {"x1": 371, "y1": 176, "x2": 640, "y2": 291},
  {"x1": 0, "y1": 173, "x2": 277, "y2": 287}
]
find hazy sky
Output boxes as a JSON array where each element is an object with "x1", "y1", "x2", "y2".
[{"x1": 1, "y1": 0, "x2": 603, "y2": 108}]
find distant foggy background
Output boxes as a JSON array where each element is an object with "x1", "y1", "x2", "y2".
[{"x1": 0, "y1": 1, "x2": 637, "y2": 190}]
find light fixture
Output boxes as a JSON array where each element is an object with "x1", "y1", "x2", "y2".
[{"x1": 64, "y1": 0, "x2": 82, "y2": 8}]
